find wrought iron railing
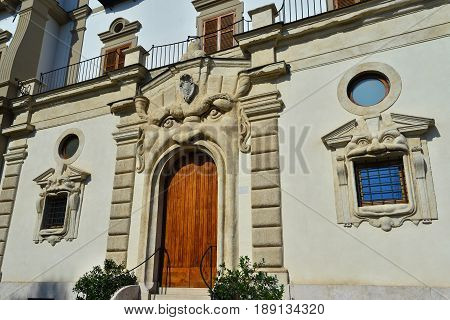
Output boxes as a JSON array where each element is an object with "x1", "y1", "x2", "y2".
[
  {"x1": 124, "y1": 246, "x2": 171, "y2": 289},
  {"x1": 276, "y1": 0, "x2": 330, "y2": 24},
  {"x1": 146, "y1": 19, "x2": 251, "y2": 70},
  {"x1": 199, "y1": 245, "x2": 217, "y2": 292},
  {"x1": 38, "y1": 51, "x2": 120, "y2": 94}
]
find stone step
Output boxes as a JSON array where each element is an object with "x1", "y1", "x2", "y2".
[{"x1": 151, "y1": 288, "x2": 211, "y2": 300}]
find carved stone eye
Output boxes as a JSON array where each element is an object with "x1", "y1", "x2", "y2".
[
  {"x1": 357, "y1": 139, "x2": 369, "y2": 147},
  {"x1": 162, "y1": 117, "x2": 175, "y2": 129},
  {"x1": 208, "y1": 108, "x2": 222, "y2": 120},
  {"x1": 382, "y1": 135, "x2": 394, "y2": 143}
]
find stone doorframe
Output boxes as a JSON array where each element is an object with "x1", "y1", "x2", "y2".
[{"x1": 136, "y1": 141, "x2": 235, "y2": 291}]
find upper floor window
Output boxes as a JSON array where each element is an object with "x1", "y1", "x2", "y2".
[
  {"x1": 203, "y1": 13, "x2": 235, "y2": 54},
  {"x1": 41, "y1": 193, "x2": 68, "y2": 229},
  {"x1": 104, "y1": 43, "x2": 130, "y2": 72}
]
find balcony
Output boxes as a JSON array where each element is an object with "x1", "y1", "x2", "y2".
[{"x1": 35, "y1": 0, "x2": 368, "y2": 94}]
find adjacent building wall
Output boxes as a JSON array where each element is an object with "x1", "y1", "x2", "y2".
[{"x1": 275, "y1": 2, "x2": 450, "y2": 293}]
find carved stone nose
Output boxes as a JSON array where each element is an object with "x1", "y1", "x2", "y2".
[
  {"x1": 367, "y1": 139, "x2": 387, "y2": 155},
  {"x1": 172, "y1": 125, "x2": 202, "y2": 144}
]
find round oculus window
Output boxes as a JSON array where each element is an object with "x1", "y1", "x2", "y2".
[
  {"x1": 348, "y1": 73, "x2": 390, "y2": 107},
  {"x1": 58, "y1": 134, "x2": 79, "y2": 160},
  {"x1": 114, "y1": 22, "x2": 124, "y2": 33}
]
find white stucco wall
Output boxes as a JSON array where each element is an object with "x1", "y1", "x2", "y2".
[
  {"x1": 1, "y1": 114, "x2": 118, "y2": 298},
  {"x1": 36, "y1": 17, "x2": 73, "y2": 78},
  {"x1": 277, "y1": 33, "x2": 450, "y2": 288}
]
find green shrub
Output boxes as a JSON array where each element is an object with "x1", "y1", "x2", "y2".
[
  {"x1": 73, "y1": 259, "x2": 137, "y2": 300},
  {"x1": 210, "y1": 256, "x2": 284, "y2": 300}
]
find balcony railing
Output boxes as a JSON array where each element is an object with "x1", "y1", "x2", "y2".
[
  {"x1": 146, "y1": 18, "x2": 251, "y2": 70},
  {"x1": 37, "y1": 1, "x2": 368, "y2": 94},
  {"x1": 277, "y1": 0, "x2": 329, "y2": 24},
  {"x1": 38, "y1": 51, "x2": 119, "y2": 94}
]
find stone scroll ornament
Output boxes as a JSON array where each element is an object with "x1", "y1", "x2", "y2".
[{"x1": 135, "y1": 71, "x2": 252, "y2": 173}]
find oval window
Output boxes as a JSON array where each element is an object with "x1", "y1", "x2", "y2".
[
  {"x1": 59, "y1": 134, "x2": 79, "y2": 160},
  {"x1": 348, "y1": 73, "x2": 390, "y2": 107}
]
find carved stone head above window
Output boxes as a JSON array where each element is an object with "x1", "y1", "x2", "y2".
[{"x1": 322, "y1": 113, "x2": 437, "y2": 231}]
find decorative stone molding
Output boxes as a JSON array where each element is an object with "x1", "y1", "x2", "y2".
[
  {"x1": 106, "y1": 99, "x2": 141, "y2": 265},
  {"x1": 0, "y1": 138, "x2": 28, "y2": 279},
  {"x1": 134, "y1": 57, "x2": 251, "y2": 290},
  {"x1": 99, "y1": 18, "x2": 142, "y2": 46},
  {"x1": 33, "y1": 165, "x2": 90, "y2": 246},
  {"x1": 322, "y1": 113, "x2": 437, "y2": 231},
  {"x1": 338, "y1": 62, "x2": 402, "y2": 117}
]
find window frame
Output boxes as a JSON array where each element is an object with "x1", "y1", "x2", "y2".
[
  {"x1": 40, "y1": 192, "x2": 70, "y2": 233},
  {"x1": 103, "y1": 42, "x2": 131, "y2": 72},
  {"x1": 354, "y1": 159, "x2": 408, "y2": 207},
  {"x1": 202, "y1": 12, "x2": 236, "y2": 54}
]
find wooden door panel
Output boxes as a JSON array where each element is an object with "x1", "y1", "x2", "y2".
[{"x1": 162, "y1": 153, "x2": 217, "y2": 288}]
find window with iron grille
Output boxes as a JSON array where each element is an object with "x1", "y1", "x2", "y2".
[
  {"x1": 203, "y1": 13, "x2": 235, "y2": 54},
  {"x1": 41, "y1": 193, "x2": 68, "y2": 229},
  {"x1": 355, "y1": 159, "x2": 408, "y2": 207}
]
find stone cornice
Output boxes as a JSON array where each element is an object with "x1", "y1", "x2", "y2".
[
  {"x1": 279, "y1": 0, "x2": 447, "y2": 46},
  {"x1": 142, "y1": 57, "x2": 250, "y2": 93},
  {"x1": 192, "y1": 0, "x2": 236, "y2": 12},
  {"x1": 246, "y1": 61, "x2": 288, "y2": 83},
  {"x1": 109, "y1": 98, "x2": 134, "y2": 115},
  {"x1": 240, "y1": 90, "x2": 284, "y2": 120},
  {"x1": 98, "y1": 20, "x2": 142, "y2": 44},
  {"x1": 2, "y1": 123, "x2": 34, "y2": 137},
  {"x1": 30, "y1": 64, "x2": 146, "y2": 108},
  {"x1": 234, "y1": 23, "x2": 282, "y2": 51},
  {"x1": 69, "y1": 4, "x2": 92, "y2": 21}
]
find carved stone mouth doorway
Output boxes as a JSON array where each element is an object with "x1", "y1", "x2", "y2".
[{"x1": 158, "y1": 150, "x2": 218, "y2": 288}]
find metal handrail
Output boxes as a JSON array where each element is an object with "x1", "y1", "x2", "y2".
[
  {"x1": 38, "y1": 51, "x2": 120, "y2": 94},
  {"x1": 277, "y1": 0, "x2": 329, "y2": 25},
  {"x1": 146, "y1": 18, "x2": 251, "y2": 70},
  {"x1": 121, "y1": 246, "x2": 171, "y2": 289},
  {"x1": 199, "y1": 245, "x2": 217, "y2": 291}
]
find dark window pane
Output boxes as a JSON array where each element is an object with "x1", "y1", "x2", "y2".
[
  {"x1": 355, "y1": 159, "x2": 408, "y2": 207},
  {"x1": 42, "y1": 194, "x2": 68, "y2": 229},
  {"x1": 59, "y1": 134, "x2": 79, "y2": 159}
]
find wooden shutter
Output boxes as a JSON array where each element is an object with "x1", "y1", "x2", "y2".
[
  {"x1": 203, "y1": 18, "x2": 218, "y2": 54},
  {"x1": 104, "y1": 43, "x2": 130, "y2": 72},
  {"x1": 220, "y1": 14, "x2": 234, "y2": 51},
  {"x1": 104, "y1": 49, "x2": 117, "y2": 72},
  {"x1": 334, "y1": 0, "x2": 358, "y2": 9}
]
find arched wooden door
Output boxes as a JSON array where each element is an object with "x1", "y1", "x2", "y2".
[{"x1": 161, "y1": 152, "x2": 217, "y2": 288}]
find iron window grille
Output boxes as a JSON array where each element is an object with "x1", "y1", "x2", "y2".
[
  {"x1": 355, "y1": 159, "x2": 408, "y2": 207},
  {"x1": 41, "y1": 193, "x2": 68, "y2": 229}
]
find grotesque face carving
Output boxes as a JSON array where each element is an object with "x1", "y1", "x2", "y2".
[
  {"x1": 346, "y1": 125, "x2": 408, "y2": 159},
  {"x1": 136, "y1": 92, "x2": 236, "y2": 173}
]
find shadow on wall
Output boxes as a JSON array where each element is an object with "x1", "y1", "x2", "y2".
[
  {"x1": 100, "y1": 0, "x2": 146, "y2": 14},
  {"x1": 0, "y1": 281, "x2": 75, "y2": 300}
]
